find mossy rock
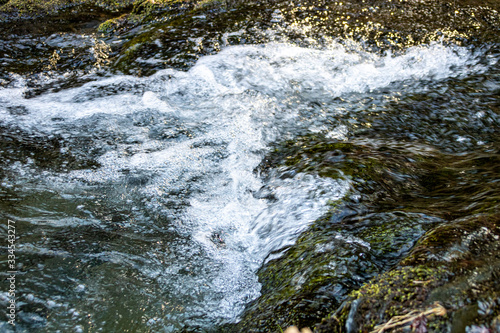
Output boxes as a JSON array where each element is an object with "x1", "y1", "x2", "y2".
[
  {"x1": 229, "y1": 208, "x2": 442, "y2": 332},
  {"x1": 338, "y1": 212, "x2": 442, "y2": 264},
  {"x1": 232, "y1": 227, "x2": 381, "y2": 332},
  {"x1": 97, "y1": 13, "x2": 132, "y2": 33},
  {"x1": 316, "y1": 214, "x2": 500, "y2": 332},
  {"x1": 0, "y1": 0, "x2": 136, "y2": 21},
  {"x1": 110, "y1": 0, "x2": 268, "y2": 74}
]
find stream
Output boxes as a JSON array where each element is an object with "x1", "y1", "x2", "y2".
[{"x1": 0, "y1": 0, "x2": 499, "y2": 332}]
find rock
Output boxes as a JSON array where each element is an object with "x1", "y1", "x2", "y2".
[{"x1": 316, "y1": 214, "x2": 500, "y2": 332}]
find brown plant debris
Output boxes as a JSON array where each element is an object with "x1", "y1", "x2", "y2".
[{"x1": 371, "y1": 302, "x2": 447, "y2": 333}]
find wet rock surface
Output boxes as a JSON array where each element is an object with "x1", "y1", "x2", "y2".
[{"x1": 316, "y1": 214, "x2": 500, "y2": 333}]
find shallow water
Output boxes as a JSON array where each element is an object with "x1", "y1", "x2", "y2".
[{"x1": 0, "y1": 1, "x2": 499, "y2": 332}]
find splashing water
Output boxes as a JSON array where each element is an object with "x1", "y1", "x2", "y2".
[{"x1": 0, "y1": 41, "x2": 488, "y2": 331}]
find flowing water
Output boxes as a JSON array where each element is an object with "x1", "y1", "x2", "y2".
[{"x1": 0, "y1": 1, "x2": 499, "y2": 332}]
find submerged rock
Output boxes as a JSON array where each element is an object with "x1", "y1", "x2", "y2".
[
  {"x1": 0, "y1": 125, "x2": 100, "y2": 177},
  {"x1": 261, "y1": 136, "x2": 499, "y2": 219}
]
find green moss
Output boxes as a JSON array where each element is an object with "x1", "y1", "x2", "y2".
[
  {"x1": 230, "y1": 210, "x2": 444, "y2": 332},
  {"x1": 193, "y1": 0, "x2": 225, "y2": 10},
  {"x1": 130, "y1": 0, "x2": 186, "y2": 20},
  {"x1": 97, "y1": 13, "x2": 129, "y2": 33}
]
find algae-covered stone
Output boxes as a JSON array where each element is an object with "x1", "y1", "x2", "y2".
[
  {"x1": 316, "y1": 214, "x2": 500, "y2": 332},
  {"x1": 342, "y1": 212, "x2": 442, "y2": 265},
  {"x1": 232, "y1": 227, "x2": 381, "y2": 332},
  {"x1": 97, "y1": 13, "x2": 131, "y2": 33},
  {"x1": 110, "y1": 0, "x2": 269, "y2": 74},
  {"x1": 230, "y1": 209, "x2": 444, "y2": 332}
]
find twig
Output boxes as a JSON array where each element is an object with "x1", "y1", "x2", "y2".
[{"x1": 371, "y1": 302, "x2": 447, "y2": 333}]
